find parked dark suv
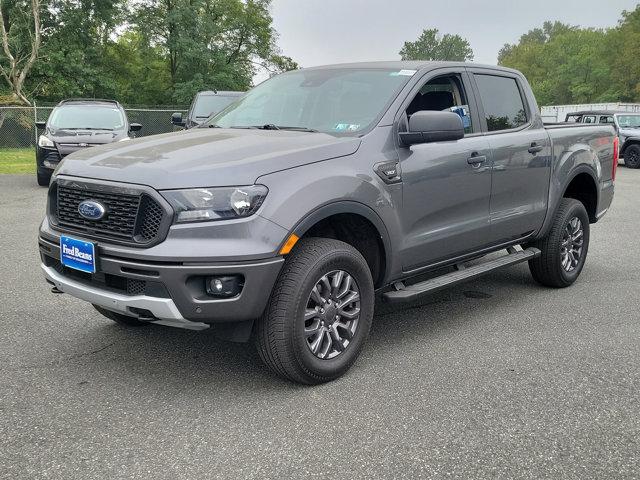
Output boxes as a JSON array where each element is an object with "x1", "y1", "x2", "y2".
[
  {"x1": 35, "y1": 99, "x2": 142, "y2": 186},
  {"x1": 171, "y1": 91, "x2": 243, "y2": 129}
]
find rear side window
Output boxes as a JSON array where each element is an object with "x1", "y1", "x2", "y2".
[{"x1": 474, "y1": 74, "x2": 528, "y2": 132}]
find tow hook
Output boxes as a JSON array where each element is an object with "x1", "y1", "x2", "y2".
[{"x1": 51, "y1": 286, "x2": 63, "y2": 294}]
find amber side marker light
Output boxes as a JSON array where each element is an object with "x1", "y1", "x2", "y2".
[{"x1": 280, "y1": 233, "x2": 299, "y2": 255}]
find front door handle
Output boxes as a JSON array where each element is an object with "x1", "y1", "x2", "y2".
[
  {"x1": 467, "y1": 153, "x2": 487, "y2": 165},
  {"x1": 528, "y1": 142, "x2": 544, "y2": 154}
]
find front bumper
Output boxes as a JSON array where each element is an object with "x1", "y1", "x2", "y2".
[
  {"x1": 37, "y1": 146, "x2": 63, "y2": 171},
  {"x1": 39, "y1": 234, "x2": 284, "y2": 324}
]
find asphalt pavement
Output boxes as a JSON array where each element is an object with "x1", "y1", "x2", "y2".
[{"x1": 0, "y1": 169, "x2": 638, "y2": 479}]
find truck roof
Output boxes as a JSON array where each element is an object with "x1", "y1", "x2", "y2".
[
  {"x1": 567, "y1": 110, "x2": 640, "y2": 116},
  {"x1": 57, "y1": 98, "x2": 122, "y2": 107},
  {"x1": 196, "y1": 91, "x2": 244, "y2": 97},
  {"x1": 301, "y1": 61, "x2": 522, "y2": 75}
]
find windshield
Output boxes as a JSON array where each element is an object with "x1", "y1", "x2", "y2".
[
  {"x1": 193, "y1": 95, "x2": 239, "y2": 118},
  {"x1": 48, "y1": 105, "x2": 125, "y2": 130},
  {"x1": 616, "y1": 114, "x2": 640, "y2": 128},
  {"x1": 205, "y1": 68, "x2": 415, "y2": 135}
]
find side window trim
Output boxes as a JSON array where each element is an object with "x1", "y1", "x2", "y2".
[{"x1": 466, "y1": 69, "x2": 533, "y2": 135}]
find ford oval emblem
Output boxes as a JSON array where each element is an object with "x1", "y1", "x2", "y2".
[{"x1": 78, "y1": 200, "x2": 107, "y2": 220}]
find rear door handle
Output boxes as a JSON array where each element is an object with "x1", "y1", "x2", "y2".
[
  {"x1": 467, "y1": 153, "x2": 487, "y2": 165},
  {"x1": 528, "y1": 142, "x2": 544, "y2": 154}
]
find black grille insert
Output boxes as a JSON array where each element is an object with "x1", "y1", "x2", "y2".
[{"x1": 55, "y1": 184, "x2": 166, "y2": 245}]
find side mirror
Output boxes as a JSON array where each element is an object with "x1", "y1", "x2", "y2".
[
  {"x1": 129, "y1": 123, "x2": 142, "y2": 132},
  {"x1": 171, "y1": 112, "x2": 185, "y2": 127},
  {"x1": 399, "y1": 110, "x2": 465, "y2": 147},
  {"x1": 35, "y1": 121, "x2": 46, "y2": 130}
]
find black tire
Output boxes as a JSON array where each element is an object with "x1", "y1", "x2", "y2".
[
  {"x1": 624, "y1": 144, "x2": 640, "y2": 169},
  {"x1": 92, "y1": 304, "x2": 150, "y2": 327},
  {"x1": 527, "y1": 198, "x2": 590, "y2": 288},
  {"x1": 256, "y1": 238, "x2": 375, "y2": 384},
  {"x1": 37, "y1": 169, "x2": 51, "y2": 187}
]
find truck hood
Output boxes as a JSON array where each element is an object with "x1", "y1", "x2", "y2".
[
  {"x1": 55, "y1": 128, "x2": 361, "y2": 189},
  {"x1": 619, "y1": 127, "x2": 640, "y2": 138},
  {"x1": 48, "y1": 128, "x2": 126, "y2": 145}
]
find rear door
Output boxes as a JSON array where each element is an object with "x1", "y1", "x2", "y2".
[{"x1": 468, "y1": 69, "x2": 552, "y2": 244}]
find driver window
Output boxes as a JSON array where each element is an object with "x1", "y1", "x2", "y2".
[{"x1": 406, "y1": 74, "x2": 474, "y2": 134}]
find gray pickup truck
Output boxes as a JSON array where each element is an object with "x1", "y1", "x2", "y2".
[{"x1": 39, "y1": 62, "x2": 617, "y2": 384}]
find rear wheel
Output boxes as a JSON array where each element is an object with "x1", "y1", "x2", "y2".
[
  {"x1": 92, "y1": 304, "x2": 150, "y2": 327},
  {"x1": 256, "y1": 238, "x2": 374, "y2": 384},
  {"x1": 527, "y1": 198, "x2": 590, "y2": 288},
  {"x1": 624, "y1": 144, "x2": 640, "y2": 169}
]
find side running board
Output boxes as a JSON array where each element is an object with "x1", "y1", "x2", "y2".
[{"x1": 382, "y1": 247, "x2": 541, "y2": 304}]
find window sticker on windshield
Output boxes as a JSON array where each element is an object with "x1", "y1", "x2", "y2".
[
  {"x1": 334, "y1": 123, "x2": 360, "y2": 132},
  {"x1": 390, "y1": 69, "x2": 417, "y2": 77}
]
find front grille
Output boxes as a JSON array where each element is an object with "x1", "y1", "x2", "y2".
[
  {"x1": 127, "y1": 278, "x2": 146, "y2": 295},
  {"x1": 53, "y1": 183, "x2": 167, "y2": 246}
]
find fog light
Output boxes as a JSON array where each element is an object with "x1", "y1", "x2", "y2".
[{"x1": 206, "y1": 275, "x2": 243, "y2": 298}]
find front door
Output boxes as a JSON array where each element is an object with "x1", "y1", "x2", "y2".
[{"x1": 397, "y1": 70, "x2": 493, "y2": 272}]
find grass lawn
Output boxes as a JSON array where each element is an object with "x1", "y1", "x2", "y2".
[{"x1": 0, "y1": 148, "x2": 36, "y2": 174}]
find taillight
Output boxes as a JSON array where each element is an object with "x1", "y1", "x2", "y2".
[{"x1": 612, "y1": 136, "x2": 619, "y2": 181}]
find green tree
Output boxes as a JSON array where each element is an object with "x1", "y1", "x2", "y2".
[
  {"x1": 132, "y1": 0, "x2": 298, "y2": 104},
  {"x1": 399, "y1": 28, "x2": 474, "y2": 62},
  {"x1": 7, "y1": 0, "x2": 297, "y2": 105},
  {"x1": 27, "y1": 0, "x2": 129, "y2": 102},
  {"x1": 0, "y1": 0, "x2": 42, "y2": 105},
  {"x1": 498, "y1": 21, "x2": 615, "y2": 105},
  {"x1": 607, "y1": 7, "x2": 640, "y2": 101}
]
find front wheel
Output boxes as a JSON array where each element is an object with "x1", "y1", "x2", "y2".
[
  {"x1": 624, "y1": 144, "x2": 640, "y2": 169},
  {"x1": 37, "y1": 168, "x2": 51, "y2": 187},
  {"x1": 256, "y1": 238, "x2": 375, "y2": 384},
  {"x1": 527, "y1": 198, "x2": 590, "y2": 288}
]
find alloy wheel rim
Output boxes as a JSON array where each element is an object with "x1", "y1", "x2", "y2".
[
  {"x1": 560, "y1": 216, "x2": 584, "y2": 272},
  {"x1": 303, "y1": 270, "x2": 361, "y2": 360}
]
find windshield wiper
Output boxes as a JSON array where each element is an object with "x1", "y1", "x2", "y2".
[
  {"x1": 226, "y1": 124, "x2": 318, "y2": 132},
  {"x1": 212, "y1": 124, "x2": 319, "y2": 132},
  {"x1": 275, "y1": 126, "x2": 319, "y2": 133}
]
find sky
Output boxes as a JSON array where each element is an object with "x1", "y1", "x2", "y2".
[{"x1": 267, "y1": 0, "x2": 639, "y2": 71}]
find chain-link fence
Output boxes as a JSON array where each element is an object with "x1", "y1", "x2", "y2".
[{"x1": 0, "y1": 104, "x2": 189, "y2": 149}]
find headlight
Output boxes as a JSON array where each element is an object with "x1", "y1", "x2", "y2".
[
  {"x1": 38, "y1": 135, "x2": 54, "y2": 148},
  {"x1": 161, "y1": 185, "x2": 268, "y2": 223}
]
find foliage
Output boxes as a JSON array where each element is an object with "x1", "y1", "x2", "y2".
[
  {"x1": 0, "y1": 0, "x2": 42, "y2": 105},
  {"x1": 400, "y1": 28, "x2": 474, "y2": 62},
  {"x1": 497, "y1": 16, "x2": 640, "y2": 105},
  {"x1": 0, "y1": 0, "x2": 297, "y2": 105}
]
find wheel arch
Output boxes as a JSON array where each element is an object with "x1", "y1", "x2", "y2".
[
  {"x1": 290, "y1": 201, "x2": 392, "y2": 288},
  {"x1": 561, "y1": 168, "x2": 599, "y2": 223}
]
